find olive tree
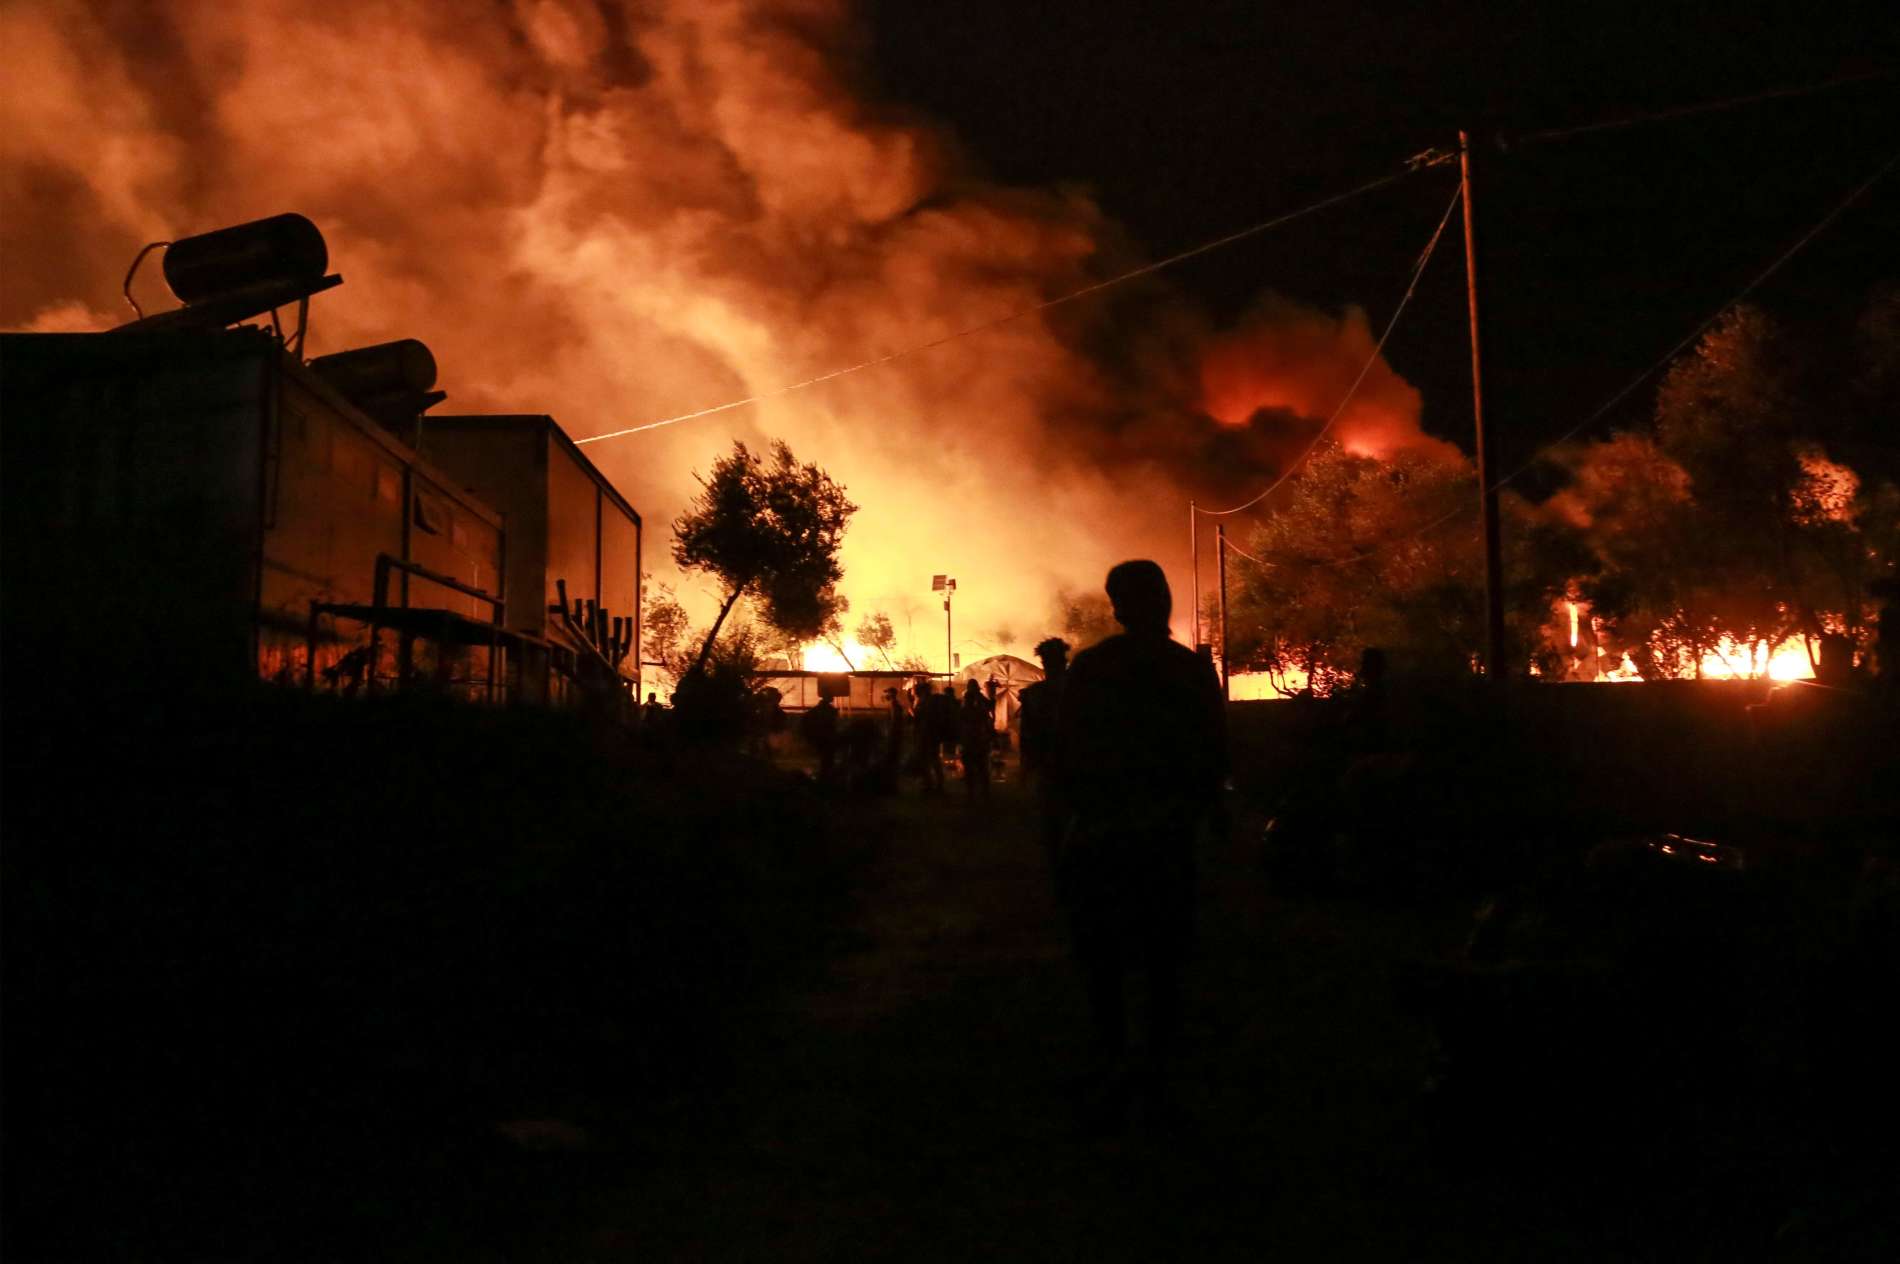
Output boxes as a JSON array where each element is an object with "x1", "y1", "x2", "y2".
[{"x1": 673, "y1": 440, "x2": 857, "y2": 679}]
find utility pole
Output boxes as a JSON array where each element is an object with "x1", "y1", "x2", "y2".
[
  {"x1": 1460, "y1": 130, "x2": 1508, "y2": 680},
  {"x1": 1216, "y1": 523, "x2": 1231, "y2": 701},
  {"x1": 933, "y1": 574, "x2": 957, "y2": 677},
  {"x1": 1189, "y1": 501, "x2": 1201, "y2": 650}
]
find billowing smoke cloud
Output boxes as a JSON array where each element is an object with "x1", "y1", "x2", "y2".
[
  {"x1": 1198, "y1": 296, "x2": 1459, "y2": 464},
  {"x1": 0, "y1": 0, "x2": 1450, "y2": 660}
]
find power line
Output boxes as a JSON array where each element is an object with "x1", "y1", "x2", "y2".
[
  {"x1": 1196, "y1": 181, "x2": 1463, "y2": 517},
  {"x1": 1512, "y1": 67, "x2": 1897, "y2": 149},
  {"x1": 573, "y1": 161, "x2": 1437, "y2": 447},
  {"x1": 1221, "y1": 537, "x2": 1273, "y2": 568},
  {"x1": 1493, "y1": 146, "x2": 1899, "y2": 487},
  {"x1": 1229, "y1": 147, "x2": 1900, "y2": 575}
]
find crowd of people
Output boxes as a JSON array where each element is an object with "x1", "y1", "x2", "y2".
[
  {"x1": 635, "y1": 561, "x2": 1229, "y2": 1137},
  {"x1": 792, "y1": 560, "x2": 1229, "y2": 1136},
  {"x1": 791, "y1": 674, "x2": 1006, "y2": 798}
]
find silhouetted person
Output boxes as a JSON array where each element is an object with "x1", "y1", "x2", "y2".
[
  {"x1": 1057, "y1": 560, "x2": 1226, "y2": 1135},
  {"x1": 960, "y1": 678, "x2": 995, "y2": 801},
  {"x1": 883, "y1": 686, "x2": 908, "y2": 772},
  {"x1": 1019, "y1": 637, "x2": 1071, "y2": 856},
  {"x1": 911, "y1": 680, "x2": 945, "y2": 791},
  {"x1": 801, "y1": 694, "x2": 840, "y2": 781},
  {"x1": 642, "y1": 690, "x2": 666, "y2": 730},
  {"x1": 932, "y1": 682, "x2": 961, "y2": 771}
]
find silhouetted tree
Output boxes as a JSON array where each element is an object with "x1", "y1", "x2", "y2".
[
  {"x1": 1561, "y1": 304, "x2": 1899, "y2": 674},
  {"x1": 673, "y1": 440, "x2": 857, "y2": 679},
  {"x1": 856, "y1": 611, "x2": 897, "y2": 667},
  {"x1": 641, "y1": 578, "x2": 693, "y2": 678},
  {"x1": 1052, "y1": 585, "x2": 1118, "y2": 649},
  {"x1": 1226, "y1": 444, "x2": 1484, "y2": 691}
]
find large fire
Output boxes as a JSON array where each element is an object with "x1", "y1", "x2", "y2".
[{"x1": 1, "y1": 0, "x2": 1444, "y2": 669}]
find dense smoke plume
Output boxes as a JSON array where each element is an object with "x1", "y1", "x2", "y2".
[{"x1": 1, "y1": 0, "x2": 1446, "y2": 660}]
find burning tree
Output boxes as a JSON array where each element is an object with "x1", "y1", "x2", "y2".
[
  {"x1": 1215, "y1": 295, "x2": 1900, "y2": 689},
  {"x1": 1556, "y1": 303, "x2": 1900, "y2": 678},
  {"x1": 672, "y1": 440, "x2": 857, "y2": 680},
  {"x1": 1225, "y1": 445, "x2": 1483, "y2": 692},
  {"x1": 1221, "y1": 443, "x2": 1575, "y2": 691}
]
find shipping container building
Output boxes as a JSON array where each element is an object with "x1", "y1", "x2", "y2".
[
  {"x1": 1, "y1": 329, "x2": 526, "y2": 699},
  {"x1": 417, "y1": 415, "x2": 642, "y2": 704}
]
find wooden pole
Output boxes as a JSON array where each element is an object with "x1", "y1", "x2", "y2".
[
  {"x1": 1460, "y1": 130, "x2": 1508, "y2": 679},
  {"x1": 1190, "y1": 501, "x2": 1201, "y2": 649},
  {"x1": 1216, "y1": 523, "x2": 1231, "y2": 700}
]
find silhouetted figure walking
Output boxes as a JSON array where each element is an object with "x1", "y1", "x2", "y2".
[
  {"x1": 960, "y1": 678, "x2": 995, "y2": 801},
  {"x1": 1057, "y1": 560, "x2": 1226, "y2": 1136},
  {"x1": 1019, "y1": 637, "x2": 1071, "y2": 857}
]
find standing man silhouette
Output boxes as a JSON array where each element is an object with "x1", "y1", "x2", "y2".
[
  {"x1": 959, "y1": 678, "x2": 995, "y2": 801},
  {"x1": 911, "y1": 679, "x2": 945, "y2": 792},
  {"x1": 1056, "y1": 560, "x2": 1227, "y2": 1135}
]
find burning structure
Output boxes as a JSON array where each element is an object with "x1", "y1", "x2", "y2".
[{"x1": 0, "y1": 213, "x2": 641, "y2": 707}]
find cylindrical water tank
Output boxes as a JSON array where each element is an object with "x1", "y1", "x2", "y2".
[
  {"x1": 308, "y1": 340, "x2": 439, "y2": 399},
  {"x1": 162, "y1": 213, "x2": 328, "y2": 305}
]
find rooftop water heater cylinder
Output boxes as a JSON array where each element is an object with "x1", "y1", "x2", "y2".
[
  {"x1": 309, "y1": 340, "x2": 438, "y2": 399},
  {"x1": 162, "y1": 213, "x2": 328, "y2": 305}
]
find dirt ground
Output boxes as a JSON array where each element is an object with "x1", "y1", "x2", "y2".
[{"x1": 483, "y1": 773, "x2": 1733, "y2": 1264}]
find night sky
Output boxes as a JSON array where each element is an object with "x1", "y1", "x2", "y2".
[{"x1": 868, "y1": 1, "x2": 1900, "y2": 478}]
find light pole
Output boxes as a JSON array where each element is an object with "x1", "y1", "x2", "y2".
[{"x1": 932, "y1": 574, "x2": 957, "y2": 677}]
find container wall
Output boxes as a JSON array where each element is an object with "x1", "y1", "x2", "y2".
[
  {"x1": 258, "y1": 375, "x2": 408, "y2": 682},
  {"x1": 600, "y1": 503, "x2": 640, "y2": 683},
  {"x1": 406, "y1": 469, "x2": 503, "y2": 621},
  {"x1": 417, "y1": 420, "x2": 548, "y2": 638},
  {"x1": 546, "y1": 445, "x2": 600, "y2": 616}
]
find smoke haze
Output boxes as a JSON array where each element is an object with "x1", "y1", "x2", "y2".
[{"x1": 1, "y1": 0, "x2": 1451, "y2": 660}]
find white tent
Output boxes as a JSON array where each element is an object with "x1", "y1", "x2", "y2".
[{"x1": 954, "y1": 654, "x2": 1044, "y2": 731}]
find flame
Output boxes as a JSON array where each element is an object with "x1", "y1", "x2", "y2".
[
  {"x1": 801, "y1": 639, "x2": 878, "y2": 673},
  {"x1": 1793, "y1": 447, "x2": 1859, "y2": 526},
  {"x1": 1228, "y1": 668, "x2": 1311, "y2": 700},
  {"x1": 1697, "y1": 636, "x2": 1814, "y2": 682}
]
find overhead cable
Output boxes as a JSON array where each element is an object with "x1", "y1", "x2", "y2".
[
  {"x1": 573, "y1": 162, "x2": 1438, "y2": 446},
  {"x1": 1195, "y1": 181, "x2": 1463, "y2": 517},
  {"x1": 1228, "y1": 147, "x2": 1899, "y2": 573},
  {"x1": 1490, "y1": 147, "x2": 1899, "y2": 488},
  {"x1": 1512, "y1": 67, "x2": 1897, "y2": 150},
  {"x1": 1221, "y1": 536, "x2": 1273, "y2": 568}
]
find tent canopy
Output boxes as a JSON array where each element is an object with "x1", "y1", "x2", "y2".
[{"x1": 954, "y1": 654, "x2": 1044, "y2": 729}]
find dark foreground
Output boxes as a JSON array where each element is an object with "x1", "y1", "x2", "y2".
[
  {"x1": 8, "y1": 695, "x2": 1899, "y2": 1261},
  {"x1": 546, "y1": 782, "x2": 1899, "y2": 1263}
]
